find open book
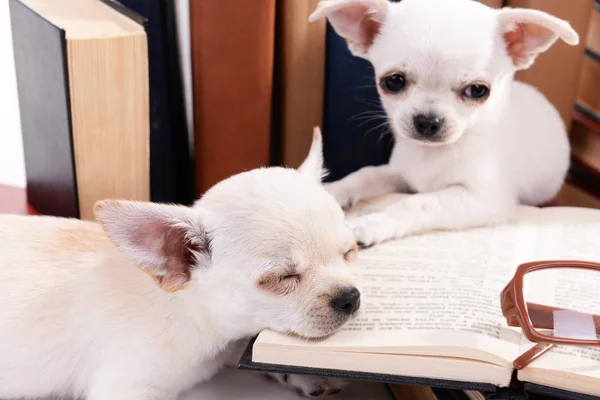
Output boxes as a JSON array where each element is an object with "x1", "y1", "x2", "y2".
[{"x1": 246, "y1": 195, "x2": 600, "y2": 398}]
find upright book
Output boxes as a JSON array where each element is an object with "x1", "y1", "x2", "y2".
[
  {"x1": 274, "y1": 0, "x2": 327, "y2": 169},
  {"x1": 587, "y1": 2, "x2": 600, "y2": 57},
  {"x1": 322, "y1": 22, "x2": 393, "y2": 183},
  {"x1": 9, "y1": 0, "x2": 150, "y2": 220},
  {"x1": 190, "y1": 0, "x2": 276, "y2": 194},
  {"x1": 575, "y1": 1, "x2": 600, "y2": 123},
  {"x1": 241, "y1": 195, "x2": 600, "y2": 399},
  {"x1": 563, "y1": 110, "x2": 600, "y2": 209},
  {"x1": 104, "y1": 0, "x2": 194, "y2": 205}
]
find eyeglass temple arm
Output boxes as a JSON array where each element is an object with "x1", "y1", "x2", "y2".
[{"x1": 524, "y1": 302, "x2": 600, "y2": 332}]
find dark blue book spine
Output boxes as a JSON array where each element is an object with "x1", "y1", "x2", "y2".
[
  {"x1": 322, "y1": 22, "x2": 393, "y2": 183},
  {"x1": 9, "y1": 0, "x2": 80, "y2": 218},
  {"x1": 104, "y1": 0, "x2": 193, "y2": 205}
]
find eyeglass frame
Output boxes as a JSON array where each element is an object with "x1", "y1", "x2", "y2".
[{"x1": 500, "y1": 260, "x2": 600, "y2": 370}]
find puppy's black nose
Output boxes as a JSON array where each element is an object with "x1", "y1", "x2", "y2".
[
  {"x1": 330, "y1": 287, "x2": 361, "y2": 315},
  {"x1": 413, "y1": 114, "x2": 443, "y2": 137}
]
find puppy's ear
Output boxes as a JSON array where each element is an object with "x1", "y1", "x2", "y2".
[
  {"x1": 309, "y1": 0, "x2": 388, "y2": 58},
  {"x1": 298, "y1": 127, "x2": 328, "y2": 182},
  {"x1": 497, "y1": 8, "x2": 579, "y2": 70},
  {"x1": 94, "y1": 200, "x2": 210, "y2": 292}
]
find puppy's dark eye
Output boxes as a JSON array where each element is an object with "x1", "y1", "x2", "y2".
[
  {"x1": 281, "y1": 274, "x2": 300, "y2": 281},
  {"x1": 380, "y1": 74, "x2": 406, "y2": 94},
  {"x1": 463, "y1": 84, "x2": 489, "y2": 99}
]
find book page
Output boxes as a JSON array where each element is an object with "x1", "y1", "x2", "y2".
[
  {"x1": 536, "y1": 206, "x2": 600, "y2": 261},
  {"x1": 518, "y1": 207, "x2": 600, "y2": 374},
  {"x1": 256, "y1": 205, "x2": 541, "y2": 367}
]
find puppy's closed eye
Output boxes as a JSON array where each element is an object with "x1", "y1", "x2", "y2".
[
  {"x1": 343, "y1": 244, "x2": 359, "y2": 263},
  {"x1": 257, "y1": 271, "x2": 301, "y2": 296}
]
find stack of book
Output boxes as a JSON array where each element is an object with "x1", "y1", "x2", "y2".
[
  {"x1": 559, "y1": 1, "x2": 600, "y2": 209},
  {"x1": 9, "y1": 0, "x2": 193, "y2": 220},
  {"x1": 11, "y1": 0, "x2": 597, "y2": 215}
]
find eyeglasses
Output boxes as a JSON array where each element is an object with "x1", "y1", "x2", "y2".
[{"x1": 501, "y1": 260, "x2": 600, "y2": 370}]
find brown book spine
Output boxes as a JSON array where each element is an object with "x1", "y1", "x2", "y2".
[
  {"x1": 508, "y1": 0, "x2": 595, "y2": 131},
  {"x1": 277, "y1": 0, "x2": 326, "y2": 169},
  {"x1": 576, "y1": 49, "x2": 600, "y2": 120},
  {"x1": 586, "y1": 3, "x2": 600, "y2": 56},
  {"x1": 564, "y1": 110, "x2": 600, "y2": 205},
  {"x1": 576, "y1": 4, "x2": 600, "y2": 121},
  {"x1": 190, "y1": 0, "x2": 276, "y2": 194},
  {"x1": 571, "y1": 117, "x2": 600, "y2": 173}
]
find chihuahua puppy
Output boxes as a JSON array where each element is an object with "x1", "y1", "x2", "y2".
[
  {"x1": 0, "y1": 130, "x2": 358, "y2": 400},
  {"x1": 310, "y1": 0, "x2": 579, "y2": 247}
]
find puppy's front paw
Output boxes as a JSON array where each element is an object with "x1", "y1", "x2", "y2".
[
  {"x1": 265, "y1": 373, "x2": 347, "y2": 398},
  {"x1": 346, "y1": 212, "x2": 406, "y2": 248},
  {"x1": 324, "y1": 181, "x2": 355, "y2": 210}
]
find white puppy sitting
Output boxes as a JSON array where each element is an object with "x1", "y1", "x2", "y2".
[
  {"x1": 0, "y1": 130, "x2": 358, "y2": 399},
  {"x1": 310, "y1": 0, "x2": 579, "y2": 247}
]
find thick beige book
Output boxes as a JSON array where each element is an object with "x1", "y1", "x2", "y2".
[
  {"x1": 19, "y1": 0, "x2": 150, "y2": 220},
  {"x1": 250, "y1": 195, "x2": 600, "y2": 397}
]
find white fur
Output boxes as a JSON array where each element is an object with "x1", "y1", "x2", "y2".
[
  {"x1": 310, "y1": 0, "x2": 578, "y2": 246},
  {"x1": 0, "y1": 130, "x2": 357, "y2": 399}
]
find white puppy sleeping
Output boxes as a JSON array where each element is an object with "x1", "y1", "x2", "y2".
[
  {"x1": 0, "y1": 130, "x2": 356, "y2": 399},
  {"x1": 310, "y1": 0, "x2": 579, "y2": 247}
]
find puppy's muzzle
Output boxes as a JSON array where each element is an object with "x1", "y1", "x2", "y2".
[
  {"x1": 330, "y1": 287, "x2": 361, "y2": 315},
  {"x1": 413, "y1": 114, "x2": 444, "y2": 138}
]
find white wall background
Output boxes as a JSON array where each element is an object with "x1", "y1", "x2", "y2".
[{"x1": 0, "y1": 0, "x2": 26, "y2": 188}]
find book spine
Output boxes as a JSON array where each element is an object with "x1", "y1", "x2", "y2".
[
  {"x1": 161, "y1": 0, "x2": 195, "y2": 205},
  {"x1": 190, "y1": 0, "x2": 276, "y2": 195},
  {"x1": 8, "y1": 0, "x2": 79, "y2": 218},
  {"x1": 562, "y1": 3, "x2": 600, "y2": 209},
  {"x1": 575, "y1": 3, "x2": 600, "y2": 123},
  {"x1": 587, "y1": 2, "x2": 600, "y2": 56},
  {"x1": 576, "y1": 49, "x2": 600, "y2": 124},
  {"x1": 275, "y1": 0, "x2": 327, "y2": 169},
  {"x1": 112, "y1": 0, "x2": 194, "y2": 205},
  {"x1": 322, "y1": 21, "x2": 393, "y2": 182},
  {"x1": 564, "y1": 109, "x2": 600, "y2": 205}
]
